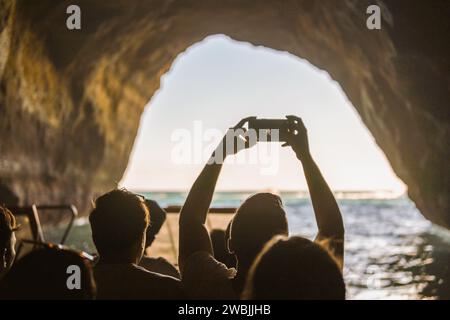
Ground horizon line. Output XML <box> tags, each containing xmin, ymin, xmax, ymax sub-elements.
<box><xmin>128</xmin><ymin>188</ymin><xmax>406</xmax><ymax>194</ymax></box>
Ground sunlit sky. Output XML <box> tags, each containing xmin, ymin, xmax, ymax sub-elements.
<box><xmin>120</xmin><ymin>35</ymin><xmax>405</xmax><ymax>193</ymax></box>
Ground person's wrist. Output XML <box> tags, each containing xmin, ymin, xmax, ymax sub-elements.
<box><xmin>210</xmin><ymin>146</ymin><xmax>228</xmax><ymax>162</ymax></box>
<box><xmin>297</xmin><ymin>150</ymin><xmax>312</xmax><ymax>162</ymax></box>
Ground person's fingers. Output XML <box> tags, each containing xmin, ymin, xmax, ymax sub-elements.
<box><xmin>286</xmin><ymin>115</ymin><xmax>306</xmax><ymax>129</ymax></box>
<box><xmin>286</xmin><ymin>115</ymin><xmax>299</xmax><ymax>126</ymax></box>
<box><xmin>286</xmin><ymin>122</ymin><xmax>299</xmax><ymax>136</ymax></box>
<box><xmin>233</xmin><ymin>116</ymin><xmax>256</xmax><ymax>129</ymax></box>
<box><xmin>236</xmin><ymin>128</ymin><xmax>248</xmax><ymax>142</ymax></box>
<box><xmin>245</xmin><ymin>137</ymin><xmax>252</xmax><ymax>149</ymax></box>
<box><xmin>244</xmin><ymin>131</ymin><xmax>257</xmax><ymax>149</ymax></box>
<box><xmin>286</xmin><ymin>121</ymin><xmax>295</xmax><ymax>130</ymax></box>
<box><xmin>286</xmin><ymin>115</ymin><xmax>301</xmax><ymax>122</ymax></box>
<box><xmin>287</xmin><ymin>116</ymin><xmax>307</xmax><ymax>136</ymax></box>
<box><xmin>287</xmin><ymin>115</ymin><xmax>306</xmax><ymax>131</ymax></box>
<box><xmin>284</xmin><ymin>129</ymin><xmax>295</xmax><ymax>143</ymax></box>
<box><xmin>285</xmin><ymin>116</ymin><xmax>299</xmax><ymax>130</ymax></box>
<box><xmin>236</xmin><ymin>132</ymin><xmax>249</xmax><ymax>149</ymax></box>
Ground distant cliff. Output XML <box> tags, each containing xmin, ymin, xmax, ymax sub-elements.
<box><xmin>0</xmin><ymin>0</ymin><xmax>449</xmax><ymax>227</ymax></box>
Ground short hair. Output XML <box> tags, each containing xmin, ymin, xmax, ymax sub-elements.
<box><xmin>230</xmin><ymin>193</ymin><xmax>288</xmax><ymax>264</ymax></box>
<box><xmin>0</xmin><ymin>205</ymin><xmax>18</xmax><ymax>250</ymax></box>
<box><xmin>89</xmin><ymin>189</ymin><xmax>149</xmax><ymax>255</ymax></box>
<box><xmin>0</xmin><ymin>247</ymin><xmax>96</xmax><ymax>299</ymax></box>
<box><xmin>244</xmin><ymin>236</ymin><xmax>346</xmax><ymax>300</ymax></box>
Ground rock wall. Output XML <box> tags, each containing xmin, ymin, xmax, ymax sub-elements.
<box><xmin>0</xmin><ymin>0</ymin><xmax>449</xmax><ymax>227</ymax></box>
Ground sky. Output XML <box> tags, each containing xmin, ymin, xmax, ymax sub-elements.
<box><xmin>120</xmin><ymin>34</ymin><xmax>405</xmax><ymax>194</ymax></box>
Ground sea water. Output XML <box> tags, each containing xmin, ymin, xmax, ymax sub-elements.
<box><xmin>50</xmin><ymin>191</ymin><xmax>450</xmax><ymax>300</ymax></box>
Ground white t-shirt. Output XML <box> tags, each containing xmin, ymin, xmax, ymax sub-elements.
<box><xmin>182</xmin><ymin>251</ymin><xmax>238</xmax><ymax>300</ymax></box>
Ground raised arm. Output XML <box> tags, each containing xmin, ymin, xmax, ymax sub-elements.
<box><xmin>178</xmin><ymin>117</ymin><xmax>256</xmax><ymax>271</ymax></box>
<box><xmin>283</xmin><ymin>115</ymin><xmax>345</xmax><ymax>269</ymax></box>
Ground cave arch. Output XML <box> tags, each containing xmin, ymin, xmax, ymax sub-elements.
<box><xmin>0</xmin><ymin>0</ymin><xmax>448</xmax><ymax>227</ymax></box>
<box><xmin>121</xmin><ymin>34</ymin><xmax>406</xmax><ymax>194</ymax></box>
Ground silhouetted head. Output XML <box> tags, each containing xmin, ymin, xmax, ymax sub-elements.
<box><xmin>0</xmin><ymin>246</ymin><xmax>96</xmax><ymax>299</ymax></box>
<box><xmin>0</xmin><ymin>184</ymin><xmax>19</xmax><ymax>207</ymax></box>
<box><xmin>243</xmin><ymin>236</ymin><xmax>345</xmax><ymax>300</ymax></box>
<box><xmin>0</xmin><ymin>205</ymin><xmax>18</xmax><ymax>276</ymax></box>
<box><xmin>144</xmin><ymin>199</ymin><xmax>166</xmax><ymax>249</ymax></box>
<box><xmin>229</xmin><ymin>193</ymin><xmax>288</xmax><ymax>268</ymax></box>
<box><xmin>89</xmin><ymin>189</ymin><xmax>149</xmax><ymax>264</ymax></box>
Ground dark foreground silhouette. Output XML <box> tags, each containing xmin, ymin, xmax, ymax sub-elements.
<box><xmin>243</xmin><ymin>236</ymin><xmax>345</xmax><ymax>299</ymax></box>
<box><xmin>0</xmin><ymin>245</ymin><xmax>95</xmax><ymax>299</ymax></box>
<box><xmin>90</xmin><ymin>190</ymin><xmax>183</xmax><ymax>299</ymax></box>
<box><xmin>0</xmin><ymin>116</ymin><xmax>346</xmax><ymax>300</ymax></box>
<box><xmin>179</xmin><ymin>116</ymin><xmax>345</xmax><ymax>299</ymax></box>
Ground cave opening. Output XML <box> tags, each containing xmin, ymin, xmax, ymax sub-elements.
<box><xmin>112</xmin><ymin>34</ymin><xmax>449</xmax><ymax>299</ymax></box>
<box><xmin>120</xmin><ymin>34</ymin><xmax>405</xmax><ymax>195</ymax></box>
<box><xmin>1</xmin><ymin>0</ymin><xmax>448</xmax><ymax>301</ymax></box>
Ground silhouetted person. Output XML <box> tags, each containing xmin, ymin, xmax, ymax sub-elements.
<box><xmin>0</xmin><ymin>246</ymin><xmax>96</xmax><ymax>299</ymax></box>
<box><xmin>243</xmin><ymin>236</ymin><xmax>345</xmax><ymax>299</ymax></box>
<box><xmin>0</xmin><ymin>184</ymin><xmax>19</xmax><ymax>207</ymax></box>
<box><xmin>139</xmin><ymin>199</ymin><xmax>180</xmax><ymax>279</ymax></box>
<box><xmin>210</xmin><ymin>226</ymin><xmax>236</xmax><ymax>269</ymax></box>
<box><xmin>0</xmin><ymin>205</ymin><xmax>18</xmax><ymax>279</ymax></box>
<box><xmin>179</xmin><ymin>116</ymin><xmax>344</xmax><ymax>299</ymax></box>
<box><xmin>90</xmin><ymin>189</ymin><xmax>183</xmax><ymax>299</ymax></box>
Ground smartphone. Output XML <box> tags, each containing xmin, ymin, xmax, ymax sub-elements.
<box><xmin>248</xmin><ymin>118</ymin><xmax>289</xmax><ymax>142</ymax></box>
